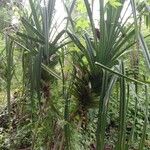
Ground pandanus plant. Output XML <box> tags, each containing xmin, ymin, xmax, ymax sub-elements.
<box><xmin>68</xmin><ymin>0</ymin><xmax>136</xmax><ymax>94</ymax></box>
<box><xmin>67</xmin><ymin>0</ymin><xmax>147</xmax><ymax>149</ymax></box>
<box><xmin>7</xmin><ymin>0</ymin><xmax>69</xmax><ymax>148</ymax></box>
<box><xmin>10</xmin><ymin>0</ymin><xmax>68</xmax><ymax>104</ymax></box>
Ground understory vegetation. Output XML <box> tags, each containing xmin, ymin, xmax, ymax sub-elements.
<box><xmin>0</xmin><ymin>0</ymin><xmax>150</xmax><ymax>149</ymax></box>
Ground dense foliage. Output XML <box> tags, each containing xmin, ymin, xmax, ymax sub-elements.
<box><xmin>0</xmin><ymin>0</ymin><xmax>150</xmax><ymax>150</ymax></box>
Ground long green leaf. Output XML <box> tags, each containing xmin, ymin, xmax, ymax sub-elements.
<box><xmin>29</xmin><ymin>0</ymin><xmax>41</xmax><ymax>31</ymax></box>
<box><xmin>95</xmin><ymin>62</ymin><xmax>148</xmax><ymax>85</ymax></box>
<box><xmin>21</xmin><ymin>17</ymin><xmax>44</xmax><ymax>40</ymax></box>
